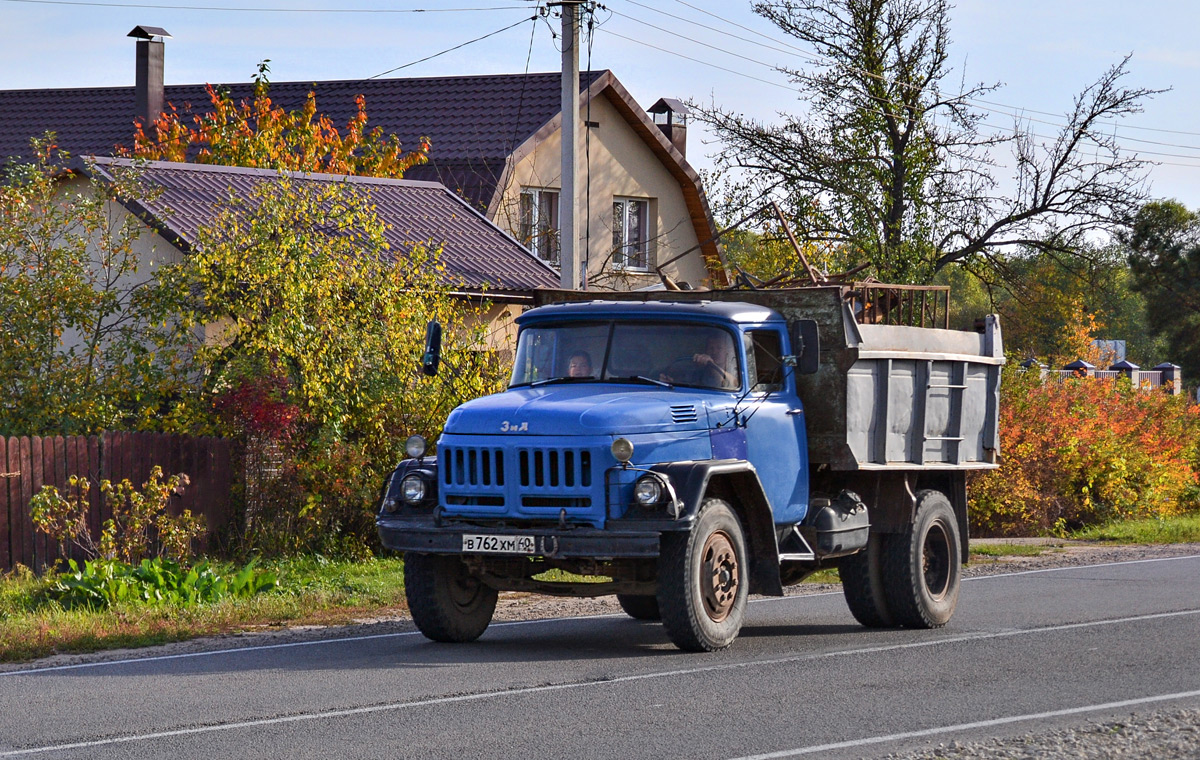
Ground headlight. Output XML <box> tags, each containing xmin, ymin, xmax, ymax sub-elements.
<box><xmin>401</xmin><ymin>474</ymin><xmax>427</xmax><ymax>503</ymax></box>
<box><xmin>381</xmin><ymin>496</ymin><xmax>400</xmax><ymax>513</ymax></box>
<box><xmin>611</xmin><ymin>437</ymin><xmax>634</xmax><ymax>463</ymax></box>
<box><xmin>633</xmin><ymin>475</ymin><xmax>663</xmax><ymax>506</ymax></box>
<box><xmin>405</xmin><ymin>435</ymin><xmax>427</xmax><ymax>459</ymax></box>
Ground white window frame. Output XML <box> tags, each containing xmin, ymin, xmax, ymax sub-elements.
<box><xmin>519</xmin><ymin>187</ymin><xmax>560</xmax><ymax>266</ymax></box>
<box><xmin>612</xmin><ymin>197</ymin><xmax>650</xmax><ymax>271</ymax></box>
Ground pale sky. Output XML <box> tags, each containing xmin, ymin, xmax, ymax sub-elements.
<box><xmin>3</xmin><ymin>0</ymin><xmax>1199</xmax><ymax>208</ymax></box>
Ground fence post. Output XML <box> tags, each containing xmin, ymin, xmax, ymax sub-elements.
<box><xmin>1110</xmin><ymin>359</ymin><xmax>1139</xmax><ymax>386</ymax></box>
<box><xmin>1063</xmin><ymin>359</ymin><xmax>1095</xmax><ymax>378</ymax></box>
<box><xmin>1019</xmin><ymin>357</ymin><xmax>1048</xmax><ymax>379</ymax></box>
<box><xmin>1153</xmin><ymin>363</ymin><xmax>1182</xmax><ymax>395</ymax></box>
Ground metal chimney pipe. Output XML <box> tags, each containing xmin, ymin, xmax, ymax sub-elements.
<box><xmin>128</xmin><ymin>26</ymin><xmax>171</xmax><ymax>129</ymax></box>
<box><xmin>135</xmin><ymin>39</ymin><xmax>164</xmax><ymax>128</ymax></box>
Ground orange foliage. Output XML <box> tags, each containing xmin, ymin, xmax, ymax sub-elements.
<box><xmin>121</xmin><ymin>80</ymin><xmax>430</xmax><ymax>178</ymax></box>
<box><xmin>1054</xmin><ymin>298</ymin><xmax>1117</xmax><ymax>367</ymax></box>
<box><xmin>970</xmin><ymin>371</ymin><xmax>1200</xmax><ymax>536</ymax></box>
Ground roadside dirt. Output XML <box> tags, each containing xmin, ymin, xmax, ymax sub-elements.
<box><xmin>5</xmin><ymin>541</ymin><xmax>1198</xmax><ymax>673</ymax></box>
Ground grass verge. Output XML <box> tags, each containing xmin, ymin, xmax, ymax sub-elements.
<box><xmin>1070</xmin><ymin>514</ymin><xmax>1200</xmax><ymax>544</ymax></box>
<box><xmin>0</xmin><ymin>556</ymin><xmax>407</xmax><ymax>664</ymax></box>
<box><xmin>970</xmin><ymin>543</ymin><xmax>1060</xmax><ymax>557</ymax></box>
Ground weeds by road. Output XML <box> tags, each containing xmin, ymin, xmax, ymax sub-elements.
<box><xmin>0</xmin><ymin>556</ymin><xmax>406</xmax><ymax>662</ymax></box>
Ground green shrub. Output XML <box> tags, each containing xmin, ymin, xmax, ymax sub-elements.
<box><xmin>46</xmin><ymin>557</ymin><xmax>276</xmax><ymax>610</ymax></box>
<box><xmin>30</xmin><ymin>466</ymin><xmax>203</xmax><ymax>563</ymax></box>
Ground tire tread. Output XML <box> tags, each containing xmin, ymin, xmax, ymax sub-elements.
<box><xmin>405</xmin><ymin>553</ymin><xmax>498</xmax><ymax>643</ymax></box>
<box><xmin>881</xmin><ymin>490</ymin><xmax>960</xmax><ymax>629</ymax></box>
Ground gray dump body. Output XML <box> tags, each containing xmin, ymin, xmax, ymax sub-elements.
<box><xmin>531</xmin><ymin>286</ymin><xmax>1003</xmax><ymax>472</ymax></box>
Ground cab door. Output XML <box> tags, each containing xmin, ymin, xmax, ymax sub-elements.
<box><xmin>740</xmin><ymin>327</ymin><xmax>809</xmax><ymax>524</ymax></box>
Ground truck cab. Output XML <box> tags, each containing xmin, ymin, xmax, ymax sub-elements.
<box><xmin>379</xmin><ymin>288</ymin><xmax>1003</xmax><ymax>651</ymax></box>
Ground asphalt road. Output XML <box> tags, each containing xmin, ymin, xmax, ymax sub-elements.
<box><xmin>2</xmin><ymin>554</ymin><xmax>1199</xmax><ymax>759</ymax></box>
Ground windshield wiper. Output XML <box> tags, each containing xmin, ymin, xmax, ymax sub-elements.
<box><xmin>616</xmin><ymin>375</ymin><xmax>673</xmax><ymax>388</ymax></box>
<box><xmin>530</xmin><ymin>376</ymin><xmax>594</xmax><ymax>388</ymax></box>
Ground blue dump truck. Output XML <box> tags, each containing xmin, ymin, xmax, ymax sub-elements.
<box><xmin>378</xmin><ymin>285</ymin><xmax>1003</xmax><ymax>651</ymax></box>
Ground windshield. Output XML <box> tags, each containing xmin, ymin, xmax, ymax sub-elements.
<box><xmin>509</xmin><ymin>320</ymin><xmax>741</xmax><ymax>391</ymax></box>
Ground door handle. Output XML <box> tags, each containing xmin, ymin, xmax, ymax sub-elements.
<box><xmin>786</xmin><ymin>408</ymin><xmax>804</xmax><ymax>416</ymax></box>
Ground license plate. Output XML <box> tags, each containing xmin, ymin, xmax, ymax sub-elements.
<box><xmin>462</xmin><ymin>534</ymin><xmax>536</xmax><ymax>554</ymax></box>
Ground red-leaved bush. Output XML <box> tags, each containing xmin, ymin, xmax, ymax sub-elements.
<box><xmin>970</xmin><ymin>370</ymin><xmax>1200</xmax><ymax>536</ymax></box>
<box><xmin>212</xmin><ymin>370</ymin><xmax>300</xmax><ymax>443</ymax></box>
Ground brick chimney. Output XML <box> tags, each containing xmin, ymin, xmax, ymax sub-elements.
<box><xmin>648</xmin><ymin>97</ymin><xmax>689</xmax><ymax>158</ymax></box>
<box><xmin>128</xmin><ymin>25</ymin><xmax>171</xmax><ymax>129</ymax></box>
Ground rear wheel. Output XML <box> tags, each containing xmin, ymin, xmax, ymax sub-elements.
<box><xmin>616</xmin><ymin>594</ymin><xmax>661</xmax><ymax>620</ymax></box>
<box><xmin>840</xmin><ymin>532</ymin><xmax>894</xmax><ymax>627</ymax></box>
<box><xmin>881</xmin><ymin>490</ymin><xmax>961</xmax><ymax>628</ymax></box>
<box><xmin>657</xmin><ymin>498</ymin><xmax>749</xmax><ymax>651</ymax></box>
<box><xmin>404</xmin><ymin>553</ymin><xmax>498</xmax><ymax>642</ymax></box>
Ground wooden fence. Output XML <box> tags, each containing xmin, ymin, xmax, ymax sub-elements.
<box><xmin>0</xmin><ymin>432</ymin><xmax>233</xmax><ymax>572</ymax></box>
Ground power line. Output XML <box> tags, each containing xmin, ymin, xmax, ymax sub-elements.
<box><xmin>660</xmin><ymin>0</ymin><xmax>1200</xmax><ymax>141</ymax></box>
<box><xmin>3</xmin><ymin>0</ymin><xmax>528</xmax><ymax>11</ymax></box>
<box><xmin>609</xmin><ymin>3</ymin><xmax>1200</xmax><ymax>162</ymax></box>
<box><xmin>597</xmin><ymin>27</ymin><xmax>795</xmax><ymax>91</ymax></box>
<box><xmin>368</xmin><ymin>15</ymin><xmax>536</xmax><ymax>79</ymax></box>
<box><xmin>600</xmin><ymin>22</ymin><xmax>1200</xmax><ymax>172</ymax></box>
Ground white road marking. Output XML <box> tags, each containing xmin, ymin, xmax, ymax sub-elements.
<box><xmin>0</xmin><ymin>613</ymin><xmax>618</xmax><ymax>678</ymax></box>
<box><xmin>727</xmin><ymin>688</ymin><xmax>1200</xmax><ymax>759</ymax></box>
<box><xmin>2</xmin><ymin>607</ymin><xmax>1198</xmax><ymax>756</ymax></box>
<box><xmin>1</xmin><ymin>553</ymin><xmax>1196</xmax><ymax>678</ymax></box>
<box><xmin>963</xmin><ymin>552</ymin><xmax>1200</xmax><ymax>580</ymax></box>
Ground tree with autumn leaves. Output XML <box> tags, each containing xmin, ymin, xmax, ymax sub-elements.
<box><xmin>2</xmin><ymin>69</ymin><xmax>500</xmax><ymax>555</ymax></box>
<box><xmin>121</xmin><ymin>62</ymin><xmax>430</xmax><ymax>178</ymax></box>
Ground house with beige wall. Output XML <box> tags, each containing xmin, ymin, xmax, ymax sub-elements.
<box><xmin>1</xmin><ymin>36</ymin><xmax>725</xmax><ymax>292</ymax></box>
<box><xmin>483</xmin><ymin>76</ymin><xmax>726</xmax><ymax>291</ymax></box>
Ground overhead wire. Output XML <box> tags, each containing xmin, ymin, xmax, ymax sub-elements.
<box><xmin>659</xmin><ymin>0</ymin><xmax>1200</xmax><ymax>141</ymax></box>
<box><xmin>94</xmin><ymin>13</ymin><xmax>542</xmax><ymax>159</ymax></box>
<box><xmin>2</xmin><ymin>0</ymin><xmax>528</xmax><ymax>11</ymax></box>
<box><xmin>604</xmin><ymin>2</ymin><xmax>1200</xmax><ymax>166</ymax></box>
<box><xmin>368</xmin><ymin>15</ymin><xmax>536</xmax><ymax>79</ymax></box>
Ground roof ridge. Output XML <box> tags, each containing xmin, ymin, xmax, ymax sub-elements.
<box><xmin>92</xmin><ymin>156</ymin><xmax>450</xmax><ymax>189</ymax></box>
<box><xmin>0</xmin><ymin>69</ymin><xmax>612</xmax><ymax>96</ymax></box>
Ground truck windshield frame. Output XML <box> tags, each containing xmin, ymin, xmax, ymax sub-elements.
<box><xmin>509</xmin><ymin>319</ymin><xmax>742</xmax><ymax>392</ymax></box>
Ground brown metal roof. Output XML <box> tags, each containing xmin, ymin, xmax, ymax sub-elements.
<box><xmin>1</xmin><ymin>71</ymin><xmax>605</xmax><ymax>211</ymax></box>
<box><xmin>2</xmin><ymin>69</ymin><xmax>725</xmax><ymax>282</ymax></box>
<box><xmin>87</xmin><ymin>157</ymin><xmax>558</xmax><ymax>294</ymax></box>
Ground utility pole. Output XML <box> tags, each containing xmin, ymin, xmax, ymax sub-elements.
<box><xmin>559</xmin><ymin>0</ymin><xmax>582</xmax><ymax>290</ymax></box>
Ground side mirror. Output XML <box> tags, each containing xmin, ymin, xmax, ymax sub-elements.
<box><xmin>788</xmin><ymin>319</ymin><xmax>820</xmax><ymax>375</ymax></box>
<box><xmin>421</xmin><ymin>321</ymin><xmax>442</xmax><ymax>377</ymax></box>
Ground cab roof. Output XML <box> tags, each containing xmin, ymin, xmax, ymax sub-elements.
<box><xmin>516</xmin><ymin>299</ymin><xmax>783</xmax><ymax>325</ymax></box>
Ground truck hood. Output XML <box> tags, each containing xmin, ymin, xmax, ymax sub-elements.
<box><xmin>443</xmin><ymin>384</ymin><xmax>713</xmax><ymax>436</ymax></box>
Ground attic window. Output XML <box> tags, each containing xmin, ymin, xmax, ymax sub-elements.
<box><xmin>519</xmin><ymin>187</ymin><xmax>560</xmax><ymax>267</ymax></box>
<box><xmin>612</xmin><ymin>197</ymin><xmax>650</xmax><ymax>271</ymax></box>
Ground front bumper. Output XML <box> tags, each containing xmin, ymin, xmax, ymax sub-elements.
<box><xmin>377</xmin><ymin>515</ymin><xmax>664</xmax><ymax>558</ymax></box>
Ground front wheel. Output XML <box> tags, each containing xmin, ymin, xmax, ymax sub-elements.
<box><xmin>404</xmin><ymin>553</ymin><xmax>498</xmax><ymax>642</ymax></box>
<box><xmin>881</xmin><ymin>490</ymin><xmax>961</xmax><ymax>628</ymax></box>
<box><xmin>657</xmin><ymin>498</ymin><xmax>749</xmax><ymax>651</ymax></box>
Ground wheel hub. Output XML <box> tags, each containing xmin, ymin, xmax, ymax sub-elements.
<box><xmin>701</xmin><ymin>530</ymin><xmax>739</xmax><ymax>622</ymax></box>
<box><xmin>922</xmin><ymin>522</ymin><xmax>951</xmax><ymax>600</ymax></box>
